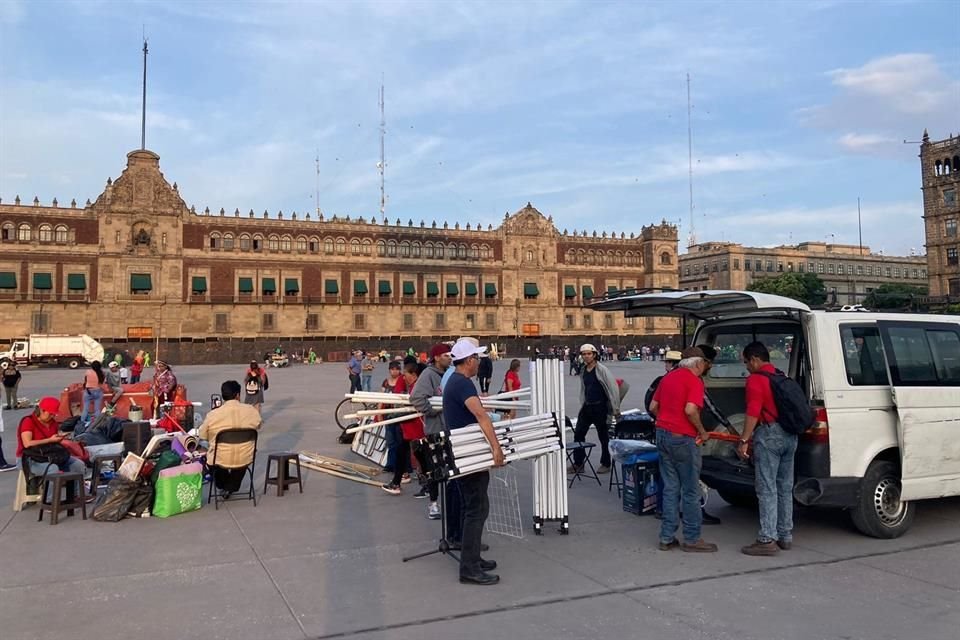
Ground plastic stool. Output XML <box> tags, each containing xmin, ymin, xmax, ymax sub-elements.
<box><xmin>263</xmin><ymin>453</ymin><xmax>303</xmax><ymax>497</ymax></box>
<box><xmin>90</xmin><ymin>453</ymin><xmax>124</xmax><ymax>498</ymax></box>
<box><xmin>38</xmin><ymin>472</ymin><xmax>88</xmax><ymax>525</ymax></box>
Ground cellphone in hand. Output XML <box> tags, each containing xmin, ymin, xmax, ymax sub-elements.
<box><xmin>210</xmin><ymin>394</ymin><xmax>223</xmax><ymax>409</ymax></box>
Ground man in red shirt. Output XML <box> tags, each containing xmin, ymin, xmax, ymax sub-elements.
<box><xmin>736</xmin><ymin>341</ymin><xmax>798</xmax><ymax>556</ymax></box>
<box><xmin>649</xmin><ymin>346</ymin><xmax>717</xmax><ymax>552</ymax></box>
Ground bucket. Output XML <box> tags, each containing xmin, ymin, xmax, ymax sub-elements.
<box><xmin>128</xmin><ymin>406</ymin><xmax>143</xmax><ymax>422</ymax></box>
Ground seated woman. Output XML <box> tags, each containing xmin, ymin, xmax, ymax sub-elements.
<box><xmin>17</xmin><ymin>396</ymin><xmax>87</xmax><ymax>495</ymax></box>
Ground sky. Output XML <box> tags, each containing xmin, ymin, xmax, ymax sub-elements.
<box><xmin>1</xmin><ymin>0</ymin><xmax>958</xmax><ymax>256</ymax></box>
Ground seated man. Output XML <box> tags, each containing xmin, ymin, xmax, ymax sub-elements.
<box><xmin>198</xmin><ymin>380</ymin><xmax>262</xmax><ymax>497</ymax></box>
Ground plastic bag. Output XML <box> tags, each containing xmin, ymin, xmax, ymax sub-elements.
<box><xmin>153</xmin><ymin>462</ymin><xmax>203</xmax><ymax>518</ymax></box>
<box><xmin>92</xmin><ymin>477</ymin><xmax>140</xmax><ymax>522</ymax></box>
<box><xmin>608</xmin><ymin>438</ymin><xmax>656</xmax><ymax>462</ymax></box>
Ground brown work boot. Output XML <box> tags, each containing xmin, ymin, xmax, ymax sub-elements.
<box><xmin>658</xmin><ymin>538</ymin><xmax>680</xmax><ymax>551</ymax></box>
<box><xmin>597</xmin><ymin>465</ymin><xmax>611</xmax><ymax>474</ymax></box>
<box><xmin>776</xmin><ymin>539</ymin><xmax>792</xmax><ymax>551</ymax></box>
<box><xmin>681</xmin><ymin>539</ymin><xmax>718</xmax><ymax>553</ymax></box>
<box><xmin>741</xmin><ymin>540</ymin><xmax>780</xmax><ymax>556</ymax></box>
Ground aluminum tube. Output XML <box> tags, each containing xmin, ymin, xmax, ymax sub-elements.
<box><xmin>446</xmin><ymin>419</ymin><xmax>554</xmax><ymax>445</ymax></box>
<box><xmin>344</xmin><ymin>406</ymin><xmax>419</xmax><ymax>419</ymax></box>
<box><xmin>453</xmin><ymin>445</ymin><xmax>560</xmax><ymax>476</ymax></box>
<box><xmin>344</xmin><ymin>411</ymin><xmax>423</xmax><ymax>434</ymax></box>
<box><xmin>444</xmin><ymin>414</ymin><xmax>552</xmax><ymax>439</ymax></box>
<box><xmin>451</xmin><ymin>432</ymin><xmax>558</xmax><ymax>458</ymax></box>
<box><xmin>450</xmin><ymin>429</ymin><xmax>559</xmax><ymax>454</ymax></box>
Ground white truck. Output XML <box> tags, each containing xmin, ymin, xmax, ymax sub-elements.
<box><xmin>0</xmin><ymin>334</ymin><xmax>105</xmax><ymax>370</ymax></box>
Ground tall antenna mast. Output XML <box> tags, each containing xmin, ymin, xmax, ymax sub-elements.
<box><xmin>140</xmin><ymin>35</ymin><xmax>149</xmax><ymax>150</ymax></box>
<box><xmin>857</xmin><ymin>197</ymin><xmax>863</xmax><ymax>256</ymax></box>
<box><xmin>315</xmin><ymin>149</ymin><xmax>321</xmax><ymax>216</ymax></box>
<box><xmin>379</xmin><ymin>78</ymin><xmax>386</xmax><ymax>223</ymax></box>
<box><xmin>686</xmin><ymin>72</ymin><xmax>695</xmax><ymax>247</ymax></box>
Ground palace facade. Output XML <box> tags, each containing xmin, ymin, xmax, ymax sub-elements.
<box><xmin>0</xmin><ymin>149</ymin><xmax>679</xmax><ymax>361</ymax></box>
<box><xmin>679</xmin><ymin>241</ymin><xmax>927</xmax><ymax>305</ymax></box>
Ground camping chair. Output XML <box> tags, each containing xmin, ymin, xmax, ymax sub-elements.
<box><xmin>206</xmin><ymin>428</ymin><xmax>259</xmax><ymax>509</ymax></box>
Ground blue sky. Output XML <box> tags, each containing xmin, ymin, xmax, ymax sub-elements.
<box><xmin>1</xmin><ymin>0</ymin><xmax>957</xmax><ymax>256</ymax></box>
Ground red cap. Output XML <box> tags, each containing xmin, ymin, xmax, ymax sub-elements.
<box><xmin>38</xmin><ymin>397</ymin><xmax>60</xmax><ymax>413</ymax></box>
<box><xmin>429</xmin><ymin>343</ymin><xmax>451</xmax><ymax>360</ymax></box>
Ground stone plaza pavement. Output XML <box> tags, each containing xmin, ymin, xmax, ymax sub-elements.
<box><xmin>0</xmin><ymin>360</ymin><xmax>958</xmax><ymax>640</ymax></box>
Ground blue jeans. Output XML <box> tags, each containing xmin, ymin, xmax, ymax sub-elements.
<box><xmin>753</xmin><ymin>422</ymin><xmax>798</xmax><ymax>543</ymax></box>
<box><xmin>25</xmin><ymin>457</ymin><xmax>87</xmax><ymax>500</ymax></box>
<box><xmin>81</xmin><ymin>388</ymin><xmax>104</xmax><ymax>423</ymax></box>
<box><xmin>384</xmin><ymin>424</ymin><xmax>400</xmax><ymax>471</ymax></box>
<box><xmin>656</xmin><ymin>429</ymin><xmax>702</xmax><ymax>544</ymax></box>
<box><xmin>361</xmin><ymin>374</ymin><xmax>373</xmax><ymax>392</ymax></box>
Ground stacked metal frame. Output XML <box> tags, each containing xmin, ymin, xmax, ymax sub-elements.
<box><xmin>530</xmin><ymin>357</ymin><xmax>569</xmax><ymax>535</ymax></box>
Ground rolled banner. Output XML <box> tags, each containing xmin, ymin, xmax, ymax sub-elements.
<box><xmin>174</xmin><ymin>431</ymin><xmax>199</xmax><ymax>452</ymax></box>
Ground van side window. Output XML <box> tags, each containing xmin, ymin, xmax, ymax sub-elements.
<box><xmin>883</xmin><ymin>325</ymin><xmax>960</xmax><ymax>386</ymax></box>
<box><xmin>840</xmin><ymin>326</ymin><xmax>890</xmax><ymax>386</ymax></box>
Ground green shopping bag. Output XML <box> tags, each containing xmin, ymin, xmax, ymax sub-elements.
<box><xmin>153</xmin><ymin>462</ymin><xmax>203</xmax><ymax>518</ymax></box>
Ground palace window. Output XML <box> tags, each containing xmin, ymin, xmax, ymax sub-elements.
<box><xmin>946</xmin><ymin>218</ymin><xmax>957</xmax><ymax>238</ymax></box>
<box><xmin>296</xmin><ymin>237</ymin><xmax>307</xmax><ymax>252</ymax></box>
<box><xmin>18</xmin><ymin>224</ymin><xmax>31</xmax><ymax>241</ymax></box>
<box><xmin>336</xmin><ymin>238</ymin><xmax>346</xmax><ymax>254</ymax></box>
<box><xmin>280</xmin><ymin>235</ymin><xmax>292</xmax><ymax>252</ymax></box>
<box><xmin>252</xmin><ymin>235</ymin><xmax>263</xmax><ymax>251</ymax></box>
<box><xmin>223</xmin><ymin>233</ymin><xmax>235</xmax><ymax>250</ymax></box>
<box><xmin>351</xmin><ymin>238</ymin><xmax>361</xmax><ymax>255</ymax></box>
<box><xmin>268</xmin><ymin>235</ymin><xmax>280</xmax><ymax>251</ymax></box>
<box><xmin>1</xmin><ymin>223</ymin><xmax>14</xmax><ymax>241</ymax></box>
<box><xmin>387</xmin><ymin>240</ymin><xmax>397</xmax><ymax>257</ymax></box>
<box><xmin>240</xmin><ymin>234</ymin><xmax>251</xmax><ymax>250</ymax></box>
<box><xmin>39</xmin><ymin>224</ymin><xmax>52</xmax><ymax>242</ymax></box>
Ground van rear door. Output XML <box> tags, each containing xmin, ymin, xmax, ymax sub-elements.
<box><xmin>588</xmin><ymin>290</ymin><xmax>810</xmax><ymax>320</ymax></box>
<box><xmin>877</xmin><ymin>320</ymin><xmax>960</xmax><ymax>501</ymax></box>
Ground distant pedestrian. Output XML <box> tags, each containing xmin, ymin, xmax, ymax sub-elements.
<box><xmin>119</xmin><ymin>364</ymin><xmax>129</xmax><ymax>385</ymax></box>
<box><xmin>80</xmin><ymin>361</ymin><xmax>105</xmax><ymax>424</ymax></box>
<box><xmin>477</xmin><ymin>352</ymin><xmax>493</xmax><ymax>394</ymax></box>
<box><xmin>244</xmin><ymin>361</ymin><xmax>269</xmax><ymax>413</ymax></box>
<box><xmin>2</xmin><ymin>361</ymin><xmax>22</xmax><ymax>410</ymax></box>
<box><xmin>570</xmin><ymin>344</ymin><xmax>620</xmax><ymax>475</ymax></box>
<box><xmin>130</xmin><ymin>358</ymin><xmax>143</xmax><ymax>384</ymax></box>
<box><xmin>361</xmin><ymin>352</ymin><xmax>376</xmax><ymax>392</ymax></box>
<box><xmin>502</xmin><ymin>359</ymin><xmax>522</xmax><ymax>419</ymax></box>
<box><xmin>347</xmin><ymin>350</ymin><xmax>363</xmax><ymax>393</ymax></box>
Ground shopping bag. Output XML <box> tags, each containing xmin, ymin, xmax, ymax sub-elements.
<box><xmin>152</xmin><ymin>462</ymin><xmax>203</xmax><ymax>518</ymax></box>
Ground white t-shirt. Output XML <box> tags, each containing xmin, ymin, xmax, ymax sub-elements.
<box><xmin>120</xmin><ymin>367</ymin><xmax>129</xmax><ymax>378</ymax></box>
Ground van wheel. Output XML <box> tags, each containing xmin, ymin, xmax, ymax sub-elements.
<box><xmin>67</xmin><ymin>359</ymin><xmax>80</xmax><ymax>369</ymax></box>
<box><xmin>850</xmin><ymin>460</ymin><xmax>915</xmax><ymax>539</ymax></box>
<box><xmin>717</xmin><ymin>489</ymin><xmax>758</xmax><ymax>508</ymax></box>
<box><xmin>0</xmin><ymin>359</ymin><xmax>10</xmax><ymax>370</ymax></box>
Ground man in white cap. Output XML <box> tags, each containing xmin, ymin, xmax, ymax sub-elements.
<box><xmin>105</xmin><ymin>360</ymin><xmax>124</xmax><ymax>410</ymax></box>
<box><xmin>571</xmin><ymin>343</ymin><xmax>621</xmax><ymax>474</ymax></box>
<box><xmin>443</xmin><ymin>337</ymin><xmax>505</xmax><ymax>585</ymax></box>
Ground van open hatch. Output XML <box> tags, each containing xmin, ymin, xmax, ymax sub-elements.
<box><xmin>587</xmin><ymin>289</ymin><xmax>811</xmax><ymax>321</ymax></box>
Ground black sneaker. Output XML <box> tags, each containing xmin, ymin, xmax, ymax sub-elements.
<box><xmin>459</xmin><ymin>571</ymin><xmax>500</xmax><ymax>586</ymax></box>
<box><xmin>0</xmin><ymin>463</ymin><xmax>18</xmax><ymax>472</ymax></box>
<box><xmin>412</xmin><ymin>486</ymin><xmax>430</xmax><ymax>499</ymax></box>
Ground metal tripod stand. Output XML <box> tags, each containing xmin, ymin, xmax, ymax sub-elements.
<box><xmin>402</xmin><ymin>476</ymin><xmax>460</xmax><ymax>564</ymax></box>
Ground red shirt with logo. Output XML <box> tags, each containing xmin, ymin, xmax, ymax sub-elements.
<box><xmin>651</xmin><ymin>367</ymin><xmax>704</xmax><ymax>437</ymax></box>
<box><xmin>745</xmin><ymin>363</ymin><xmax>779</xmax><ymax>422</ymax></box>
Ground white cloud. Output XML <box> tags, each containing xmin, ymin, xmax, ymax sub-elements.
<box><xmin>803</xmin><ymin>53</ymin><xmax>960</xmax><ymax>155</ymax></box>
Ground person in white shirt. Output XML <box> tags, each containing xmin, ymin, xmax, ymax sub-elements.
<box><xmin>119</xmin><ymin>365</ymin><xmax>129</xmax><ymax>384</ymax></box>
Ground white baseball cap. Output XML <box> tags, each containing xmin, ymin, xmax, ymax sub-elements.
<box><xmin>108</xmin><ymin>361</ymin><xmax>119</xmax><ymax>368</ymax></box>
<box><xmin>450</xmin><ymin>338</ymin><xmax>487</xmax><ymax>361</ymax></box>
<box><xmin>580</xmin><ymin>343</ymin><xmax>597</xmax><ymax>354</ymax></box>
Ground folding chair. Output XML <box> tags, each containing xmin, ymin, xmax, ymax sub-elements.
<box><xmin>206</xmin><ymin>428</ymin><xmax>259</xmax><ymax>509</ymax></box>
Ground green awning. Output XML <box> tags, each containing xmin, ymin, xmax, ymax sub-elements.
<box><xmin>484</xmin><ymin>283</ymin><xmax>497</xmax><ymax>297</ymax></box>
<box><xmin>446</xmin><ymin>282</ymin><xmax>459</xmax><ymax>296</ymax></box>
<box><xmin>0</xmin><ymin>272</ymin><xmax>15</xmax><ymax>289</ymax></box>
<box><xmin>607</xmin><ymin>285</ymin><xmax>618</xmax><ymax>293</ymax></box>
<box><xmin>67</xmin><ymin>273</ymin><xmax>86</xmax><ymax>290</ymax></box>
<box><xmin>427</xmin><ymin>282</ymin><xmax>439</xmax><ymax>297</ymax></box>
<box><xmin>262</xmin><ymin>277</ymin><xmax>276</xmax><ymax>294</ymax></box>
<box><xmin>191</xmin><ymin>276</ymin><xmax>207</xmax><ymax>293</ymax></box>
<box><xmin>402</xmin><ymin>281</ymin><xmax>415</xmax><ymax>295</ymax></box>
<box><xmin>379</xmin><ymin>280</ymin><xmax>392</xmax><ymax>295</ymax></box>
<box><xmin>131</xmin><ymin>273</ymin><xmax>152</xmax><ymax>291</ymax></box>
<box><xmin>325</xmin><ymin>279</ymin><xmax>339</xmax><ymax>294</ymax></box>
<box><xmin>239</xmin><ymin>277</ymin><xmax>254</xmax><ymax>293</ymax></box>
<box><xmin>582</xmin><ymin>285</ymin><xmax>594</xmax><ymax>299</ymax></box>
<box><xmin>465</xmin><ymin>282</ymin><xmax>478</xmax><ymax>296</ymax></box>
<box><xmin>354</xmin><ymin>280</ymin><xmax>368</xmax><ymax>295</ymax></box>
<box><xmin>564</xmin><ymin>285</ymin><xmax>576</xmax><ymax>298</ymax></box>
<box><xmin>523</xmin><ymin>283</ymin><xmax>539</xmax><ymax>297</ymax></box>
<box><xmin>33</xmin><ymin>273</ymin><xmax>52</xmax><ymax>290</ymax></box>
<box><xmin>284</xmin><ymin>278</ymin><xmax>299</xmax><ymax>294</ymax></box>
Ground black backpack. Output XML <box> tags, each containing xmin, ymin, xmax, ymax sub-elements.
<box><xmin>757</xmin><ymin>370</ymin><xmax>816</xmax><ymax>435</ymax></box>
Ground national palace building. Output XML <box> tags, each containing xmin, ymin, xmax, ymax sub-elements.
<box><xmin>0</xmin><ymin>149</ymin><xmax>680</xmax><ymax>362</ymax></box>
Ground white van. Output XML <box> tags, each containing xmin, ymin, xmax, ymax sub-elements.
<box><xmin>591</xmin><ymin>290</ymin><xmax>960</xmax><ymax>538</ymax></box>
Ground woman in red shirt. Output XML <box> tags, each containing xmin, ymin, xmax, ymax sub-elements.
<box><xmin>502</xmin><ymin>359</ymin><xmax>523</xmax><ymax>419</ymax></box>
<box><xmin>18</xmin><ymin>397</ymin><xmax>87</xmax><ymax>487</ymax></box>
<box><xmin>382</xmin><ymin>363</ymin><xmax>425</xmax><ymax>495</ymax></box>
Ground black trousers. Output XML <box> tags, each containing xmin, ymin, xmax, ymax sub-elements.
<box><xmin>411</xmin><ymin>441</ymin><xmax>440</xmax><ymax>502</ymax></box>
<box><xmin>348</xmin><ymin>373</ymin><xmax>362</xmax><ymax>393</ymax></box>
<box><xmin>574</xmin><ymin>403</ymin><xmax>611</xmax><ymax>467</ymax></box>
<box><xmin>457</xmin><ymin>470</ymin><xmax>490</xmax><ymax>576</ymax></box>
<box><xmin>478</xmin><ymin>376</ymin><xmax>491</xmax><ymax>393</ymax></box>
<box><xmin>213</xmin><ymin>466</ymin><xmax>246</xmax><ymax>492</ymax></box>
<box><xmin>390</xmin><ymin>439</ymin><xmax>411</xmax><ymax>487</ymax></box>
<box><xmin>445</xmin><ymin>479</ymin><xmax>463</xmax><ymax>542</ymax></box>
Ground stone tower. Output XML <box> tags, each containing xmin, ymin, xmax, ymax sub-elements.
<box><xmin>920</xmin><ymin>130</ymin><xmax>960</xmax><ymax>298</ymax></box>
